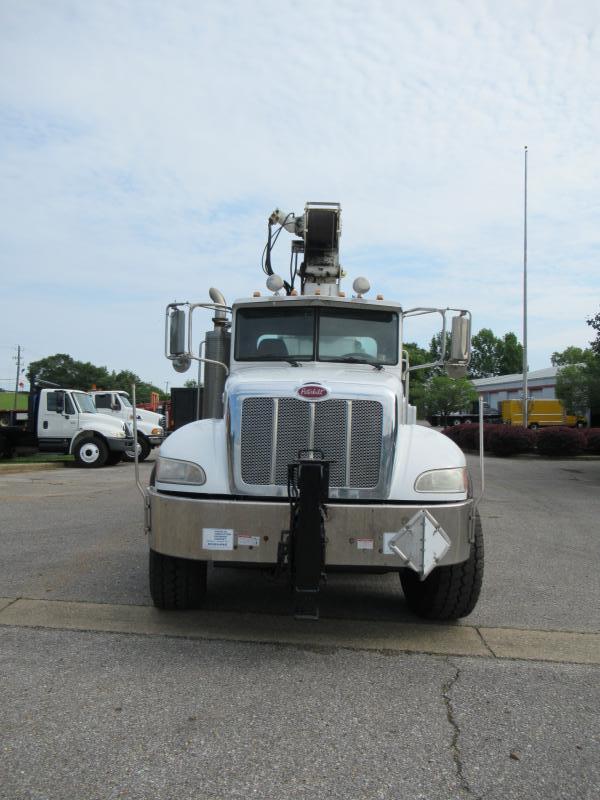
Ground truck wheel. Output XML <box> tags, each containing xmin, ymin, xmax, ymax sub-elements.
<box><xmin>529</xmin><ymin>423</ymin><xmax>539</xmax><ymax>430</ymax></box>
<box><xmin>399</xmin><ymin>512</ymin><xmax>484</xmax><ymax>621</ymax></box>
<box><xmin>74</xmin><ymin>436</ymin><xmax>108</xmax><ymax>468</ymax></box>
<box><xmin>123</xmin><ymin>436</ymin><xmax>151</xmax><ymax>462</ymax></box>
<box><xmin>149</xmin><ymin>549</ymin><xmax>207</xmax><ymax>610</ymax></box>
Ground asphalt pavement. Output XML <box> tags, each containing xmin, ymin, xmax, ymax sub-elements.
<box><xmin>1</xmin><ymin>453</ymin><xmax>599</xmax><ymax>799</ymax></box>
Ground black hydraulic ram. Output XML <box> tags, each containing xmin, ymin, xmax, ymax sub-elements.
<box><xmin>285</xmin><ymin>450</ymin><xmax>330</xmax><ymax>620</ymax></box>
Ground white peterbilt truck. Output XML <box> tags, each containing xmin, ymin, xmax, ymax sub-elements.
<box><xmin>145</xmin><ymin>202</ymin><xmax>483</xmax><ymax>620</ymax></box>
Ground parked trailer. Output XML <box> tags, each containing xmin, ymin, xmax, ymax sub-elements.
<box><xmin>142</xmin><ymin>202</ymin><xmax>484</xmax><ymax>620</ymax></box>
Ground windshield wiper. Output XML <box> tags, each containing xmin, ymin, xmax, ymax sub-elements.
<box><xmin>325</xmin><ymin>357</ymin><xmax>383</xmax><ymax>371</ymax></box>
<box><xmin>285</xmin><ymin>359</ymin><xmax>301</xmax><ymax>367</ymax></box>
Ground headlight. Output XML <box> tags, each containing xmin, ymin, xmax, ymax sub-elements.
<box><xmin>151</xmin><ymin>427</ymin><xmax>163</xmax><ymax>435</ymax></box>
<box><xmin>156</xmin><ymin>457</ymin><xmax>206</xmax><ymax>485</ymax></box>
<box><xmin>414</xmin><ymin>467</ymin><xmax>468</xmax><ymax>493</ymax></box>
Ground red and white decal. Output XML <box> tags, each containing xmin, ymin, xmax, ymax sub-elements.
<box><xmin>297</xmin><ymin>384</ymin><xmax>328</xmax><ymax>399</ymax></box>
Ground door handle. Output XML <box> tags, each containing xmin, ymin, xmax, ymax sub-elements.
<box><xmin>43</xmin><ymin>421</ymin><xmax>48</xmax><ymax>429</ymax></box>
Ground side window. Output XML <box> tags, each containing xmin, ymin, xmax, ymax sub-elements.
<box><xmin>95</xmin><ymin>394</ymin><xmax>111</xmax><ymax>409</ymax></box>
<box><xmin>46</xmin><ymin>392</ymin><xmax>57</xmax><ymax>412</ymax></box>
<box><xmin>64</xmin><ymin>395</ymin><xmax>75</xmax><ymax>415</ymax></box>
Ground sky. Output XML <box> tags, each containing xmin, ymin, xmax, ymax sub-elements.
<box><xmin>1</xmin><ymin>0</ymin><xmax>599</xmax><ymax>392</ymax></box>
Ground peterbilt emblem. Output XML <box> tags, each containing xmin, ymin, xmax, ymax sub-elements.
<box><xmin>297</xmin><ymin>384</ymin><xmax>328</xmax><ymax>399</ymax></box>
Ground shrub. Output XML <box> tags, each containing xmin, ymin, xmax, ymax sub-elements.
<box><xmin>442</xmin><ymin>423</ymin><xmax>506</xmax><ymax>452</ymax></box>
<box><xmin>584</xmin><ymin>428</ymin><xmax>600</xmax><ymax>454</ymax></box>
<box><xmin>486</xmin><ymin>425</ymin><xmax>536</xmax><ymax>457</ymax></box>
<box><xmin>535</xmin><ymin>427</ymin><xmax>586</xmax><ymax>457</ymax></box>
<box><xmin>441</xmin><ymin>425</ymin><xmax>461</xmax><ymax>444</ymax></box>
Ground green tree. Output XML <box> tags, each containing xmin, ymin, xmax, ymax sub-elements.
<box><xmin>587</xmin><ymin>310</ymin><xmax>600</xmax><ymax>357</ymax></box>
<box><xmin>428</xmin><ymin>332</ymin><xmax>452</xmax><ymax>362</ymax></box>
<box><xmin>26</xmin><ymin>354</ymin><xmax>162</xmax><ymax>403</ymax></box>
<box><xmin>27</xmin><ymin>354</ymin><xmax>110</xmax><ymax>390</ymax></box>
<box><xmin>469</xmin><ymin>329</ymin><xmax>500</xmax><ymax>378</ymax></box>
<box><xmin>551</xmin><ymin>346</ymin><xmax>589</xmax><ymax>367</ymax></box>
<box><xmin>403</xmin><ymin>342</ymin><xmax>433</xmax><ymax>416</ymax></box>
<box><xmin>554</xmin><ymin>343</ymin><xmax>600</xmax><ymax>417</ymax></box>
<box><xmin>424</xmin><ymin>375</ymin><xmax>477</xmax><ymax>418</ymax></box>
<box><xmin>498</xmin><ymin>332</ymin><xmax>523</xmax><ymax>375</ymax></box>
<box><xmin>556</xmin><ymin>365</ymin><xmax>594</xmax><ymax>416</ymax></box>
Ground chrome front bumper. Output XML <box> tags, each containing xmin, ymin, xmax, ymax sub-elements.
<box><xmin>147</xmin><ymin>489</ymin><xmax>474</xmax><ymax>570</ymax></box>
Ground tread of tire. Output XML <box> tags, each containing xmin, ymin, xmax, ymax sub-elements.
<box><xmin>149</xmin><ymin>549</ymin><xmax>207</xmax><ymax>610</ymax></box>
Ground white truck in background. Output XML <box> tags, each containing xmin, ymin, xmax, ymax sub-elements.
<box><xmin>144</xmin><ymin>202</ymin><xmax>483</xmax><ymax>620</ymax></box>
<box><xmin>0</xmin><ymin>384</ymin><xmax>133</xmax><ymax>467</ymax></box>
<box><xmin>91</xmin><ymin>390</ymin><xmax>166</xmax><ymax>461</ymax></box>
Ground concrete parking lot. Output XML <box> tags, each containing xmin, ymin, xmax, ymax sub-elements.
<box><xmin>1</xmin><ymin>454</ymin><xmax>599</xmax><ymax>799</ymax></box>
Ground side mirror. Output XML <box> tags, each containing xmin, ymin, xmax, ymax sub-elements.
<box><xmin>446</xmin><ymin>314</ymin><xmax>471</xmax><ymax>378</ymax></box>
<box><xmin>55</xmin><ymin>391</ymin><xmax>65</xmax><ymax>414</ymax></box>
<box><xmin>168</xmin><ymin>308</ymin><xmax>187</xmax><ymax>356</ymax></box>
<box><xmin>450</xmin><ymin>314</ymin><xmax>471</xmax><ymax>361</ymax></box>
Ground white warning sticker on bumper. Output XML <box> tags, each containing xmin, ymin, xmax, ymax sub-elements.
<box><xmin>202</xmin><ymin>528</ymin><xmax>234</xmax><ymax>550</ymax></box>
<box><xmin>237</xmin><ymin>535</ymin><xmax>260</xmax><ymax>547</ymax></box>
<box><xmin>356</xmin><ymin>538</ymin><xmax>374</xmax><ymax>550</ymax></box>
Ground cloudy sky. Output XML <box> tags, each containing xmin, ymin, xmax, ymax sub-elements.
<box><xmin>1</xmin><ymin>0</ymin><xmax>599</xmax><ymax>392</ymax></box>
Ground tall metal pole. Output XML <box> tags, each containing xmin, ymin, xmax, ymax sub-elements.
<box><xmin>522</xmin><ymin>146</ymin><xmax>528</xmax><ymax>428</ymax></box>
<box><xmin>13</xmin><ymin>344</ymin><xmax>21</xmax><ymax>413</ymax></box>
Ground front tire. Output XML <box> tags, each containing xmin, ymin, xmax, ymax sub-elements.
<box><xmin>400</xmin><ymin>512</ymin><xmax>484</xmax><ymax>620</ymax></box>
<box><xmin>73</xmin><ymin>436</ymin><xmax>108</xmax><ymax>468</ymax></box>
<box><xmin>149</xmin><ymin>549</ymin><xmax>207</xmax><ymax>610</ymax></box>
<box><xmin>123</xmin><ymin>435</ymin><xmax>151</xmax><ymax>462</ymax></box>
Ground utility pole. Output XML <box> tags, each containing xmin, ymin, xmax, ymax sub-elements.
<box><xmin>522</xmin><ymin>146</ymin><xmax>528</xmax><ymax>429</ymax></box>
<box><xmin>13</xmin><ymin>345</ymin><xmax>22</xmax><ymax>414</ymax></box>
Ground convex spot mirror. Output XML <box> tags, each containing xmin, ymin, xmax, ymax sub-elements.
<box><xmin>172</xmin><ymin>355</ymin><xmax>192</xmax><ymax>374</ymax></box>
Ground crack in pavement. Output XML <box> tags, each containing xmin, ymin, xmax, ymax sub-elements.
<box><xmin>442</xmin><ymin>661</ymin><xmax>480</xmax><ymax>799</ymax></box>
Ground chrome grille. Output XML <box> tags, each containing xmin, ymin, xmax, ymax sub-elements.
<box><xmin>349</xmin><ymin>400</ymin><xmax>383</xmax><ymax>487</ymax></box>
<box><xmin>240</xmin><ymin>397</ymin><xmax>382</xmax><ymax>488</ymax></box>
<box><xmin>274</xmin><ymin>399</ymin><xmax>310</xmax><ymax>484</ymax></box>
<box><xmin>240</xmin><ymin>397</ymin><xmax>273</xmax><ymax>485</ymax></box>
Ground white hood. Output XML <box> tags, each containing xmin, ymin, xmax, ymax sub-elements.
<box><xmin>226</xmin><ymin>362</ymin><xmax>403</xmax><ymax>402</ymax></box>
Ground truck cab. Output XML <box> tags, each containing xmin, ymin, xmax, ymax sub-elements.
<box><xmin>91</xmin><ymin>390</ymin><xmax>166</xmax><ymax>461</ymax></box>
<box><xmin>146</xmin><ymin>202</ymin><xmax>483</xmax><ymax>620</ymax></box>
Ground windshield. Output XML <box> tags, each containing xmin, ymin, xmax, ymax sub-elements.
<box><xmin>117</xmin><ymin>394</ymin><xmax>132</xmax><ymax>408</ymax></box>
<box><xmin>235</xmin><ymin>306</ymin><xmax>398</xmax><ymax>365</ymax></box>
<box><xmin>72</xmin><ymin>392</ymin><xmax>97</xmax><ymax>414</ymax></box>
